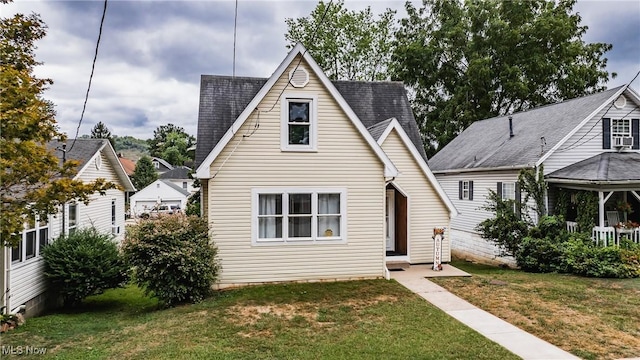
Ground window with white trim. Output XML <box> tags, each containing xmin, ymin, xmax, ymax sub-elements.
<box><xmin>612</xmin><ymin>119</ymin><xmax>631</xmax><ymax>140</ymax></box>
<box><xmin>462</xmin><ymin>181</ymin><xmax>470</xmax><ymax>200</ymax></box>
<box><xmin>281</xmin><ymin>94</ymin><xmax>317</xmax><ymax>151</ymax></box>
<box><xmin>68</xmin><ymin>203</ymin><xmax>78</xmax><ymax>235</ymax></box>
<box><xmin>502</xmin><ymin>182</ymin><xmax>516</xmax><ymax>201</ymax></box>
<box><xmin>12</xmin><ymin>216</ymin><xmax>49</xmax><ymax>264</ymax></box>
<box><xmin>254</xmin><ymin>189</ymin><xmax>345</xmax><ymax>243</ymax></box>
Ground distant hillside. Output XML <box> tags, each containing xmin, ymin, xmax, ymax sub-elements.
<box><xmin>113</xmin><ymin>135</ymin><xmax>149</xmax><ymax>161</ymax></box>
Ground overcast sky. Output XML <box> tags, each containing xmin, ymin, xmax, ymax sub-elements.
<box><xmin>5</xmin><ymin>0</ymin><xmax>640</xmax><ymax>140</ymax></box>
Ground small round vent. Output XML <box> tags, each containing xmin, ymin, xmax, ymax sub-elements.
<box><xmin>614</xmin><ymin>95</ymin><xmax>626</xmax><ymax>109</ymax></box>
<box><xmin>289</xmin><ymin>68</ymin><xmax>309</xmax><ymax>88</ymax></box>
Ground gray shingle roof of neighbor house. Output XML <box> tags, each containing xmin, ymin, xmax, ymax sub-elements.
<box><xmin>428</xmin><ymin>86</ymin><xmax>625</xmax><ymax>172</ymax></box>
<box><xmin>48</xmin><ymin>138</ymin><xmax>107</xmax><ymax>169</ymax></box>
<box><xmin>194</xmin><ymin>76</ymin><xmax>426</xmax><ymax>168</ymax></box>
<box><xmin>546</xmin><ymin>152</ymin><xmax>640</xmax><ymax>182</ymax></box>
<box><xmin>159</xmin><ymin>166</ymin><xmax>192</xmax><ymax>180</ymax></box>
<box><xmin>161</xmin><ymin>179</ymin><xmax>192</xmax><ymax>197</ymax></box>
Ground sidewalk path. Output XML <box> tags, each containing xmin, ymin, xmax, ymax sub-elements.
<box><xmin>391</xmin><ymin>265</ymin><xmax>580</xmax><ymax>360</ymax></box>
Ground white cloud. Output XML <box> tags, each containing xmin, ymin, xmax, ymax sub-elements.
<box><xmin>4</xmin><ymin>0</ymin><xmax>639</xmax><ymax>141</ymax></box>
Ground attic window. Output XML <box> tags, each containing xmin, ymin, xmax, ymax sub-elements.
<box><xmin>281</xmin><ymin>93</ymin><xmax>317</xmax><ymax>151</ymax></box>
<box><xmin>289</xmin><ymin>68</ymin><xmax>309</xmax><ymax>88</ymax></box>
<box><xmin>614</xmin><ymin>95</ymin><xmax>626</xmax><ymax>109</ymax></box>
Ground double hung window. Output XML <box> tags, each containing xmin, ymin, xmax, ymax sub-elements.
<box><xmin>281</xmin><ymin>94</ymin><xmax>317</xmax><ymax>151</ymax></box>
<box><xmin>255</xmin><ymin>189</ymin><xmax>345</xmax><ymax>243</ymax></box>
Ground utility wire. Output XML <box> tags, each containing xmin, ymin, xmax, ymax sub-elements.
<box><xmin>555</xmin><ymin>70</ymin><xmax>640</xmax><ymax>153</ymax></box>
<box><xmin>232</xmin><ymin>0</ymin><xmax>238</xmax><ymax>78</ymax></box>
<box><xmin>68</xmin><ymin>0</ymin><xmax>108</xmax><ymax>153</ymax></box>
<box><xmin>258</xmin><ymin>0</ymin><xmax>333</xmax><ymax>114</ymax></box>
<box><xmin>212</xmin><ymin>0</ymin><xmax>333</xmax><ymax>178</ymax></box>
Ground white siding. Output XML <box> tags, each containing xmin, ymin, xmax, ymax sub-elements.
<box><xmin>130</xmin><ymin>180</ymin><xmax>188</xmax><ymax>216</ymax></box>
<box><xmin>544</xmin><ymin>93</ymin><xmax>640</xmax><ymax>174</ymax></box>
<box><xmin>77</xmin><ymin>151</ymin><xmax>126</xmax><ymax>242</ymax></box>
<box><xmin>380</xmin><ymin>129</ymin><xmax>451</xmax><ymax>263</ymax></box>
<box><xmin>207</xmin><ymin>58</ymin><xmax>387</xmax><ymax>285</ymax></box>
<box><xmin>9</xmin><ymin>150</ymin><xmax>127</xmax><ymax>312</ymax></box>
<box><xmin>437</xmin><ymin>171</ymin><xmax>521</xmax><ymax>233</ymax></box>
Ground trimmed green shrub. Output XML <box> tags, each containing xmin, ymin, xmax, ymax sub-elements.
<box><xmin>516</xmin><ymin>236</ymin><xmax>564</xmax><ymax>273</ymax></box>
<box><xmin>122</xmin><ymin>215</ymin><xmax>219</xmax><ymax>306</ymax></box>
<box><xmin>42</xmin><ymin>228</ymin><xmax>129</xmax><ymax>307</ymax></box>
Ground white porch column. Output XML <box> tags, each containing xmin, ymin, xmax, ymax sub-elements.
<box><xmin>599</xmin><ymin>191</ymin><xmax>605</xmax><ymax>227</ymax></box>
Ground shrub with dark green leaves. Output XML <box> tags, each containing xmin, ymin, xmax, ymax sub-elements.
<box><xmin>122</xmin><ymin>215</ymin><xmax>219</xmax><ymax>306</ymax></box>
<box><xmin>516</xmin><ymin>236</ymin><xmax>565</xmax><ymax>273</ymax></box>
<box><xmin>42</xmin><ymin>228</ymin><xmax>129</xmax><ymax>307</ymax></box>
<box><xmin>562</xmin><ymin>236</ymin><xmax>640</xmax><ymax>278</ymax></box>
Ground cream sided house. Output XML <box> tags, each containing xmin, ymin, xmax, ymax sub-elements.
<box><xmin>429</xmin><ymin>86</ymin><xmax>640</xmax><ymax>266</ymax></box>
<box><xmin>194</xmin><ymin>43</ymin><xmax>456</xmax><ymax>287</ymax></box>
<box><xmin>1</xmin><ymin>139</ymin><xmax>135</xmax><ymax>317</ymax></box>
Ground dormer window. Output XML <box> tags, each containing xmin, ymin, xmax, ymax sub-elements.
<box><xmin>281</xmin><ymin>93</ymin><xmax>317</xmax><ymax>151</ymax></box>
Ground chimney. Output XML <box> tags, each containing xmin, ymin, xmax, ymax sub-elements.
<box><xmin>509</xmin><ymin>116</ymin><xmax>514</xmax><ymax>138</ymax></box>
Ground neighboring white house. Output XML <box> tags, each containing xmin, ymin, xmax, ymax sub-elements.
<box><xmin>429</xmin><ymin>86</ymin><xmax>640</xmax><ymax>266</ymax></box>
<box><xmin>194</xmin><ymin>43</ymin><xmax>456</xmax><ymax>287</ymax></box>
<box><xmin>129</xmin><ymin>179</ymin><xmax>191</xmax><ymax>217</ymax></box>
<box><xmin>1</xmin><ymin>139</ymin><xmax>135</xmax><ymax>317</ymax></box>
<box><xmin>159</xmin><ymin>166</ymin><xmax>198</xmax><ymax>193</ymax></box>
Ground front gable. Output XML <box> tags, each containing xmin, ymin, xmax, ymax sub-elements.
<box><xmin>195</xmin><ymin>43</ymin><xmax>397</xmax><ymax>180</ymax></box>
<box><xmin>541</xmin><ymin>87</ymin><xmax>640</xmax><ymax>174</ymax></box>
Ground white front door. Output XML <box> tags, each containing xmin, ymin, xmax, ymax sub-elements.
<box><xmin>386</xmin><ymin>189</ymin><xmax>395</xmax><ymax>251</ymax></box>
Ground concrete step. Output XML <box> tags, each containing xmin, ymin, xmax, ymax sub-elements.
<box><xmin>386</xmin><ymin>261</ymin><xmax>410</xmax><ymax>270</ymax></box>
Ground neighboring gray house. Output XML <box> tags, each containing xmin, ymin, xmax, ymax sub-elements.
<box><xmin>429</xmin><ymin>86</ymin><xmax>640</xmax><ymax>266</ymax></box>
<box><xmin>150</xmin><ymin>157</ymin><xmax>174</xmax><ymax>175</ymax></box>
<box><xmin>2</xmin><ymin>139</ymin><xmax>135</xmax><ymax>317</ymax></box>
<box><xmin>159</xmin><ymin>166</ymin><xmax>197</xmax><ymax>193</ymax></box>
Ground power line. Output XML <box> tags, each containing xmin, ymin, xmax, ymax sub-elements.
<box><xmin>258</xmin><ymin>0</ymin><xmax>333</xmax><ymax>114</ymax></box>
<box><xmin>555</xmin><ymin>70</ymin><xmax>640</xmax><ymax>153</ymax></box>
<box><xmin>232</xmin><ymin>0</ymin><xmax>238</xmax><ymax>77</ymax></box>
<box><xmin>68</xmin><ymin>0</ymin><xmax>108</xmax><ymax>153</ymax></box>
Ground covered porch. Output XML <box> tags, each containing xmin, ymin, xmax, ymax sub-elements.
<box><xmin>546</xmin><ymin>152</ymin><xmax>640</xmax><ymax>245</ymax></box>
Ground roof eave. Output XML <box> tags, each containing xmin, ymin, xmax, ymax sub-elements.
<box><xmin>432</xmin><ymin>164</ymin><xmax>531</xmax><ymax>175</ymax></box>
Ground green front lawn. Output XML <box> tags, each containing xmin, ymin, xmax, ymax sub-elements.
<box><xmin>1</xmin><ymin>280</ymin><xmax>518</xmax><ymax>359</ymax></box>
<box><xmin>431</xmin><ymin>260</ymin><xmax>640</xmax><ymax>360</ymax></box>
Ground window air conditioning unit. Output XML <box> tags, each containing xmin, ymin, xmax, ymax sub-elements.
<box><xmin>614</xmin><ymin>136</ymin><xmax>633</xmax><ymax>148</ymax></box>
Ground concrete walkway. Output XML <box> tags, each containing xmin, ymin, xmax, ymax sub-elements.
<box><xmin>391</xmin><ymin>265</ymin><xmax>579</xmax><ymax>360</ymax></box>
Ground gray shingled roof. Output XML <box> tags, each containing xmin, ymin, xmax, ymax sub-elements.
<box><xmin>161</xmin><ymin>180</ymin><xmax>192</xmax><ymax>197</ymax></box>
<box><xmin>367</xmin><ymin>118</ymin><xmax>394</xmax><ymax>141</ymax></box>
<box><xmin>159</xmin><ymin>166</ymin><xmax>192</xmax><ymax>180</ymax></box>
<box><xmin>195</xmin><ymin>76</ymin><xmax>425</xmax><ymax>168</ymax></box>
<box><xmin>429</xmin><ymin>86</ymin><xmax>624</xmax><ymax>172</ymax></box>
<box><xmin>48</xmin><ymin>138</ymin><xmax>106</xmax><ymax>169</ymax></box>
<box><xmin>547</xmin><ymin>152</ymin><xmax>640</xmax><ymax>182</ymax></box>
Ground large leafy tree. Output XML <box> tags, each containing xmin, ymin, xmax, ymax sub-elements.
<box><xmin>1</xmin><ymin>12</ymin><xmax>116</xmax><ymax>246</ymax></box>
<box><xmin>285</xmin><ymin>0</ymin><xmax>396</xmax><ymax>81</ymax></box>
<box><xmin>148</xmin><ymin>124</ymin><xmax>195</xmax><ymax>166</ymax></box>
<box><xmin>392</xmin><ymin>0</ymin><xmax>614</xmax><ymax>157</ymax></box>
<box><xmin>130</xmin><ymin>156</ymin><xmax>157</xmax><ymax>190</ymax></box>
<box><xmin>90</xmin><ymin>121</ymin><xmax>114</xmax><ymax>148</ymax></box>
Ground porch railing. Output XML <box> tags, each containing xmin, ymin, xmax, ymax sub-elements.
<box><xmin>565</xmin><ymin>222</ymin><xmax>640</xmax><ymax>246</ymax></box>
<box><xmin>592</xmin><ymin>226</ymin><xmax>617</xmax><ymax>246</ymax></box>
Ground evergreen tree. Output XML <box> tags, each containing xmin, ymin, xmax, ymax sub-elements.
<box><xmin>130</xmin><ymin>156</ymin><xmax>157</xmax><ymax>190</ymax></box>
<box><xmin>90</xmin><ymin>121</ymin><xmax>114</xmax><ymax>148</ymax></box>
